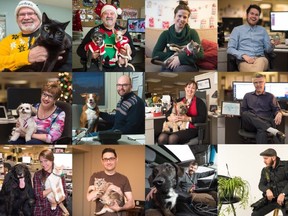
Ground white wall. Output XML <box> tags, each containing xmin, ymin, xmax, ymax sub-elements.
<box><xmin>218</xmin><ymin>145</ymin><xmax>288</xmax><ymax>216</ymax></box>
<box><xmin>0</xmin><ymin>0</ymin><xmax>72</xmax><ymax>36</ymax></box>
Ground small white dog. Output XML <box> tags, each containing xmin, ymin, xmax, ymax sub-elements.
<box><xmin>10</xmin><ymin>103</ymin><xmax>37</xmax><ymax>142</ymax></box>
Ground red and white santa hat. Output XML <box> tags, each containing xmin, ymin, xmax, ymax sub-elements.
<box><xmin>15</xmin><ymin>0</ymin><xmax>42</xmax><ymax>21</ymax></box>
<box><xmin>100</xmin><ymin>4</ymin><xmax>122</xmax><ymax>17</ymax></box>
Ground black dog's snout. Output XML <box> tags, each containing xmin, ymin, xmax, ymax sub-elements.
<box><xmin>153</xmin><ymin>177</ymin><xmax>165</xmax><ymax>187</ymax></box>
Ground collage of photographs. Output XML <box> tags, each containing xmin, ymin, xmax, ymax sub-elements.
<box><xmin>0</xmin><ymin>0</ymin><xmax>287</xmax><ymax>215</ymax></box>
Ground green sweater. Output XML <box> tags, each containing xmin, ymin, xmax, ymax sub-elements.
<box><xmin>152</xmin><ymin>24</ymin><xmax>204</xmax><ymax>65</ymax></box>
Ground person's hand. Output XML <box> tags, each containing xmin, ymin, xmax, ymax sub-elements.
<box><xmin>19</xmin><ymin>129</ymin><xmax>26</xmax><ymax>138</ymax></box>
<box><xmin>189</xmin><ymin>184</ymin><xmax>196</xmax><ymax>193</ymax></box>
<box><xmin>242</xmin><ymin>55</ymin><xmax>256</xmax><ymax>64</ymax></box>
<box><xmin>168</xmin><ymin>115</ymin><xmax>179</xmax><ymax>122</ymax></box>
<box><xmin>28</xmin><ymin>46</ymin><xmax>48</xmax><ymax>63</ymax></box>
<box><xmin>277</xmin><ymin>193</ymin><xmax>285</xmax><ymax>206</ymax></box>
<box><xmin>266</xmin><ymin>189</ymin><xmax>275</xmax><ymax>201</ymax></box>
<box><xmin>168</xmin><ymin>56</ymin><xmax>180</xmax><ymax>69</ymax></box>
<box><xmin>146</xmin><ymin>187</ymin><xmax>157</xmax><ymax>201</ymax></box>
<box><xmin>274</xmin><ymin>112</ymin><xmax>282</xmax><ymax>125</ymax></box>
<box><xmin>177</xmin><ymin>115</ymin><xmax>191</xmax><ymax>122</ymax></box>
<box><xmin>271</xmin><ymin>39</ymin><xmax>281</xmax><ymax>46</ymax></box>
<box><xmin>90</xmin><ymin>190</ymin><xmax>103</xmax><ymax>201</ymax></box>
<box><xmin>92</xmin><ymin>52</ymin><xmax>100</xmax><ymax>59</ymax></box>
<box><xmin>16</xmin><ymin>120</ymin><xmax>20</xmax><ymax>128</ymax></box>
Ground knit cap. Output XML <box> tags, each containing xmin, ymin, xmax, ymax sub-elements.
<box><xmin>15</xmin><ymin>1</ymin><xmax>42</xmax><ymax>21</ymax></box>
<box><xmin>100</xmin><ymin>4</ymin><xmax>122</xmax><ymax>17</ymax></box>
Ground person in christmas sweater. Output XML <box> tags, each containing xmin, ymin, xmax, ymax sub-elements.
<box><xmin>77</xmin><ymin>4</ymin><xmax>136</xmax><ymax>72</ymax></box>
<box><xmin>0</xmin><ymin>0</ymin><xmax>71</xmax><ymax>72</ymax></box>
<box><xmin>152</xmin><ymin>2</ymin><xmax>204</xmax><ymax>72</ymax></box>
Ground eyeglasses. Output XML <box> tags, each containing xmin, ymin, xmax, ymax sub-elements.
<box><xmin>102</xmin><ymin>157</ymin><xmax>116</xmax><ymax>162</ymax></box>
<box><xmin>116</xmin><ymin>84</ymin><xmax>131</xmax><ymax>88</ymax></box>
<box><xmin>17</xmin><ymin>12</ymin><xmax>37</xmax><ymax>18</ymax></box>
<box><xmin>253</xmin><ymin>81</ymin><xmax>264</xmax><ymax>85</ymax></box>
<box><xmin>42</xmin><ymin>92</ymin><xmax>54</xmax><ymax>100</ymax></box>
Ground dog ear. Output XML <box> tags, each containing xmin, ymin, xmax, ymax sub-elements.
<box><xmin>31</xmin><ymin>105</ymin><xmax>37</xmax><ymax>116</ymax></box>
<box><xmin>81</xmin><ymin>93</ymin><xmax>87</xmax><ymax>98</ymax></box>
<box><xmin>16</xmin><ymin>104</ymin><xmax>22</xmax><ymax>115</ymax></box>
<box><xmin>121</xmin><ymin>29</ymin><xmax>127</xmax><ymax>35</ymax></box>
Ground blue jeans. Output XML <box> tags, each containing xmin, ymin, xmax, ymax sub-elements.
<box><xmin>9</xmin><ymin>137</ymin><xmax>46</xmax><ymax>144</ymax></box>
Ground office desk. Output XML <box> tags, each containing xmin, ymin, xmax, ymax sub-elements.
<box><xmin>210</xmin><ymin>115</ymin><xmax>287</xmax><ymax>144</ymax></box>
<box><xmin>273</xmin><ymin>47</ymin><xmax>288</xmax><ymax>71</ymax></box>
<box><xmin>0</xmin><ymin>120</ymin><xmax>17</xmax><ymax>144</ymax></box>
<box><xmin>145</xmin><ymin>116</ymin><xmax>166</xmax><ymax>144</ymax></box>
<box><xmin>73</xmin><ymin>134</ymin><xmax>144</xmax><ymax>145</ymax></box>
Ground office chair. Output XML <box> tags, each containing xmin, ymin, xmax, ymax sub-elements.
<box><xmin>186</xmin><ymin>91</ymin><xmax>208</xmax><ymax>145</ymax></box>
<box><xmin>227</xmin><ymin>52</ymin><xmax>276</xmax><ymax>71</ymax></box>
<box><xmin>53</xmin><ymin>101</ymin><xmax>72</xmax><ymax>144</ymax></box>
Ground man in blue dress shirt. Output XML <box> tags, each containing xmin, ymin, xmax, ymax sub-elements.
<box><xmin>241</xmin><ymin>73</ymin><xmax>285</xmax><ymax>143</ymax></box>
<box><xmin>227</xmin><ymin>5</ymin><xmax>280</xmax><ymax>72</ymax></box>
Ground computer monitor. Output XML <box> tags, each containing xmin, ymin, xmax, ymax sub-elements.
<box><xmin>222</xmin><ymin>17</ymin><xmax>243</xmax><ymax>33</ymax></box>
<box><xmin>232</xmin><ymin>82</ymin><xmax>255</xmax><ymax>101</ymax></box>
<box><xmin>22</xmin><ymin>156</ymin><xmax>31</xmax><ymax>164</ymax></box>
<box><xmin>270</xmin><ymin>11</ymin><xmax>288</xmax><ymax>32</ymax></box>
<box><xmin>233</xmin><ymin>82</ymin><xmax>288</xmax><ymax>101</ymax></box>
<box><xmin>7</xmin><ymin>88</ymin><xmax>42</xmax><ymax>110</ymax></box>
<box><xmin>265</xmin><ymin>83</ymin><xmax>288</xmax><ymax>101</ymax></box>
<box><xmin>127</xmin><ymin>18</ymin><xmax>145</xmax><ymax>33</ymax></box>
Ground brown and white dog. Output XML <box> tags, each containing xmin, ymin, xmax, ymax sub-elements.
<box><xmin>114</xmin><ymin>29</ymin><xmax>135</xmax><ymax>71</ymax></box>
<box><xmin>162</xmin><ymin>101</ymin><xmax>188</xmax><ymax>133</ymax></box>
<box><xmin>80</xmin><ymin>93</ymin><xmax>100</xmax><ymax>133</ymax></box>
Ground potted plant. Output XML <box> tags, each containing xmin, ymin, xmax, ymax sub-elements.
<box><xmin>218</xmin><ymin>175</ymin><xmax>250</xmax><ymax>216</ymax></box>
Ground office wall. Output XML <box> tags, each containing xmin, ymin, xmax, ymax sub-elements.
<box><xmin>218</xmin><ymin>145</ymin><xmax>288</xmax><ymax>216</ymax></box>
<box><xmin>72</xmin><ymin>145</ymin><xmax>145</xmax><ymax>216</ymax></box>
<box><xmin>0</xmin><ymin>0</ymin><xmax>72</xmax><ymax>36</ymax></box>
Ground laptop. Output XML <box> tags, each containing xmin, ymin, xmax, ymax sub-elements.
<box><xmin>194</xmin><ymin>173</ymin><xmax>217</xmax><ymax>193</ymax></box>
<box><xmin>0</xmin><ymin>106</ymin><xmax>8</xmax><ymax>121</ymax></box>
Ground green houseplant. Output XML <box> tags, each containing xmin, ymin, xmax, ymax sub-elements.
<box><xmin>218</xmin><ymin>175</ymin><xmax>250</xmax><ymax>216</ymax></box>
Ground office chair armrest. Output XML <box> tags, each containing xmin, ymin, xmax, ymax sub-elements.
<box><xmin>194</xmin><ymin>122</ymin><xmax>207</xmax><ymax>127</ymax></box>
<box><xmin>53</xmin><ymin>136</ymin><xmax>72</xmax><ymax>144</ymax></box>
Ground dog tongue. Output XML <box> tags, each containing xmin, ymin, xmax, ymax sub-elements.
<box><xmin>19</xmin><ymin>177</ymin><xmax>25</xmax><ymax>189</ymax></box>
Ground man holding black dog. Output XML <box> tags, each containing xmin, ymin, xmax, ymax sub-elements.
<box><xmin>251</xmin><ymin>148</ymin><xmax>288</xmax><ymax>216</ymax></box>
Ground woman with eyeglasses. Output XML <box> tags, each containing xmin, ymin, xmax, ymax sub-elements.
<box><xmin>9</xmin><ymin>81</ymin><xmax>65</xmax><ymax>144</ymax></box>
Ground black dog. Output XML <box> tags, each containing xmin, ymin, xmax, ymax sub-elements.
<box><xmin>148</xmin><ymin>163</ymin><xmax>184</xmax><ymax>216</ymax></box>
<box><xmin>0</xmin><ymin>164</ymin><xmax>35</xmax><ymax>216</ymax></box>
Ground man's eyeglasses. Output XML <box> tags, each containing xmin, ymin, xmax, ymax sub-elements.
<box><xmin>17</xmin><ymin>12</ymin><xmax>37</xmax><ymax>18</ymax></box>
<box><xmin>116</xmin><ymin>84</ymin><xmax>131</xmax><ymax>88</ymax></box>
<box><xmin>253</xmin><ymin>81</ymin><xmax>264</xmax><ymax>85</ymax></box>
<box><xmin>102</xmin><ymin>157</ymin><xmax>116</xmax><ymax>162</ymax></box>
<box><xmin>42</xmin><ymin>92</ymin><xmax>54</xmax><ymax>100</ymax></box>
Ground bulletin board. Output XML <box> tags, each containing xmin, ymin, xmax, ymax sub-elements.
<box><xmin>145</xmin><ymin>0</ymin><xmax>217</xmax><ymax>30</ymax></box>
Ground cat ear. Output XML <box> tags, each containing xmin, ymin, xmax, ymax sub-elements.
<box><xmin>61</xmin><ymin>21</ymin><xmax>70</xmax><ymax>30</ymax></box>
<box><xmin>42</xmin><ymin>12</ymin><xmax>49</xmax><ymax>23</ymax></box>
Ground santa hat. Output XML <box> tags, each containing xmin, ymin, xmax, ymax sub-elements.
<box><xmin>100</xmin><ymin>4</ymin><xmax>122</xmax><ymax>17</ymax></box>
<box><xmin>15</xmin><ymin>1</ymin><xmax>42</xmax><ymax>21</ymax></box>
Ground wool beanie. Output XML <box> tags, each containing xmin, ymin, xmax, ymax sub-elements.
<box><xmin>15</xmin><ymin>1</ymin><xmax>42</xmax><ymax>21</ymax></box>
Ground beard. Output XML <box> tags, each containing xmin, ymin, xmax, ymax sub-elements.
<box><xmin>19</xmin><ymin>22</ymin><xmax>39</xmax><ymax>33</ymax></box>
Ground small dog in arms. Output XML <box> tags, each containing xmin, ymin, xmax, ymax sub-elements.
<box><xmin>10</xmin><ymin>103</ymin><xmax>37</xmax><ymax>142</ymax></box>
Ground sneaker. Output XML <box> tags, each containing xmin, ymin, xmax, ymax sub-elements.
<box><xmin>85</xmin><ymin>132</ymin><xmax>98</xmax><ymax>137</ymax></box>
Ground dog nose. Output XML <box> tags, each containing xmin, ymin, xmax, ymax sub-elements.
<box><xmin>153</xmin><ymin>177</ymin><xmax>165</xmax><ymax>187</ymax></box>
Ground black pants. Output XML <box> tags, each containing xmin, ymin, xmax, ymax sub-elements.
<box><xmin>251</xmin><ymin>201</ymin><xmax>287</xmax><ymax>216</ymax></box>
<box><xmin>241</xmin><ymin>111</ymin><xmax>275</xmax><ymax>144</ymax></box>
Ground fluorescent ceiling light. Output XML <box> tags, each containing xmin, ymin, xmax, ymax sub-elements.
<box><xmin>158</xmin><ymin>72</ymin><xmax>178</xmax><ymax>78</ymax></box>
<box><xmin>146</xmin><ymin>78</ymin><xmax>161</xmax><ymax>83</ymax></box>
<box><xmin>9</xmin><ymin>80</ymin><xmax>28</xmax><ymax>84</ymax></box>
<box><xmin>165</xmin><ymin>145</ymin><xmax>195</xmax><ymax>162</ymax></box>
<box><xmin>174</xmin><ymin>81</ymin><xmax>187</xmax><ymax>85</ymax></box>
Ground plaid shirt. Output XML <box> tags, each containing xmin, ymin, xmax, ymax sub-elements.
<box><xmin>33</xmin><ymin>169</ymin><xmax>67</xmax><ymax>216</ymax></box>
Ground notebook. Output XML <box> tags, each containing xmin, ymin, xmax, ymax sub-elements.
<box><xmin>194</xmin><ymin>173</ymin><xmax>217</xmax><ymax>193</ymax></box>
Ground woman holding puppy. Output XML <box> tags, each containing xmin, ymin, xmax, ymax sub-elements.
<box><xmin>158</xmin><ymin>80</ymin><xmax>207</xmax><ymax>144</ymax></box>
<box><xmin>33</xmin><ymin>149</ymin><xmax>68</xmax><ymax>216</ymax></box>
<box><xmin>9</xmin><ymin>81</ymin><xmax>65</xmax><ymax>144</ymax></box>
<box><xmin>152</xmin><ymin>2</ymin><xmax>204</xmax><ymax>72</ymax></box>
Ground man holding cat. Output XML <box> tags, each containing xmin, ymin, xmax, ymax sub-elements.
<box><xmin>0</xmin><ymin>0</ymin><xmax>71</xmax><ymax>72</ymax></box>
<box><xmin>77</xmin><ymin>4</ymin><xmax>136</xmax><ymax>72</ymax></box>
<box><xmin>87</xmin><ymin>148</ymin><xmax>135</xmax><ymax>215</ymax></box>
